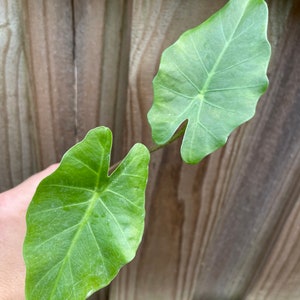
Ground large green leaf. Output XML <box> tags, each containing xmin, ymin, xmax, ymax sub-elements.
<box><xmin>148</xmin><ymin>0</ymin><xmax>271</xmax><ymax>164</ymax></box>
<box><xmin>23</xmin><ymin>127</ymin><xmax>150</xmax><ymax>299</ymax></box>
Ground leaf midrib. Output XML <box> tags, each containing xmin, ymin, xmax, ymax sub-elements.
<box><xmin>198</xmin><ymin>0</ymin><xmax>251</xmax><ymax>96</ymax></box>
<box><xmin>48</xmin><ymin>191</ymin><xmax>100</xmax><ymax>299</ymax></box>
<box><xmin>47</xmin><ymin>166</ymin><xmax>133</xmax><ymax>297</ymax></box>
<box><xmin>48</xmin><ymin>142</ymin><xmax>109</xmax><ymax>298</ymax></box>
<box><xmin>185</xmin><ymin>0</ymin><xmax>252</xmax><ymax>149</ymax></box>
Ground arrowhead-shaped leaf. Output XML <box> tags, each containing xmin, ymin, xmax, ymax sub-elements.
<box><xmin>23</xmin><ymin>127</ymin><xmax>150</xmax><ymax>299</ymax></box>
<box><xmin>148</xmin><ymin>0</ymin><xmax>271</xmax><ymax>164</ymax></box>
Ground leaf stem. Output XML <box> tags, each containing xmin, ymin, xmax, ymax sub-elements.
<box><xmin>149</xmin><ymin>122</ymin><xmax>187</xmax><ymax>154</ymax></box>
<box><xmin>109</xmin><ymin>122</ymin><xmax>187</xmax><ymax>173</ymax></box>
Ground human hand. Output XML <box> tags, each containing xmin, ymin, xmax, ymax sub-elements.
<box><xmin>0</xmin><ymin>164</ymin><xmax>58</xmax><ymax>300</ymax></box>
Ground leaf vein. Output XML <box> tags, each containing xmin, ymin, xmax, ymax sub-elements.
<box><xmin>106</xmin><ymin>189</ymin><xmax>140</xmax><ymax>209</ymax></box>
<box><xmin>190</xmin><ymin>35</ymin><xmax>209</xmax><ymax>75</ymax></box>
<box><xmin>34</xmin><ymin>223</ymin><xmax>80</xmax><ymax>250</ymax></box>
<box><xmin>219</xmin><ymin>14</ymin><xmax>227</xmax><ymax>42</ymax></box>
<box><xmin>156</xmin><ymin>82</ymin><xmax>195</xmax><ymax>98</ymax></box>
<box><xmin>87</xmin><ymin>222</ymin><xmax>109</xmax><ymax>278</ymax></box>
<box><xmin>200</xmin><ymin>2</ymin><xmax>253</xmax><ymax>94</ymax></box>
<box><xmin>203</xmin><ymin>99</ymin><xmax>236</xmax><ymax>113</ymax></box>
<box><xmin>214</xmin><ymin>53</ymin><xmax>262</xmax><ymax>74</ymax></box>
<box><xmin>30</xmin><ymin>201</ymin><xmax>90</xmax><ymax>216</ymax></box>
<box><xmin>47</xmin><ymin>193</ymin><xmax>100</xmax><ymax>297</ymax></box>
<box><xmin>69</xmin><ymin>156</ymin><xmax>98</xmax><ymax>175</ymax></box>
<box><xmin>30</xmin><ymin>259</ymin><xmax>64</xmax><ymax>296</ymax></box>
<box><xmin>45</xmin><ymin>184</ymin><xmax>94</xmax><ymax>193</ymax></box>
<box><xmin>206</xmin><ymin>84</ymin><xmax>262</xmax><ymax>93</ymax></box>
<box><xmin>68</xmin><ymin>260</ymin><xmax>76</xmax><ymax>297</ymax></box>
<box><xmin>98</xmin><ymin>198</ymin><xmax>131</xmax><ymax>250</ymax></box>
<box><xmin>173</xmin><ymin>61</ymin><xmax>201</xmax><ymax>93</ymax></box>
<box><xmin>198</xmin><ymin>121</ymin><xmax>221</xmax><ymax>142</ymax></box>
<box><xmin>231</xmin><ymin>21</ymin><xmax>256</xmax><ymax>42</ymax></box>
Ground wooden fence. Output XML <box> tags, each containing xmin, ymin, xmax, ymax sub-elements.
<box><xmin>0</xmin><ymin>0</ymin><xmax>299</xmax><ymax>299</ymax></box>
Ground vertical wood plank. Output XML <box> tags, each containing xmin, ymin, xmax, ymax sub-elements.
<box><xmin>73</xmin><ymin>0</ymin><xmax>106</xmax><ymax>141</ymax></box>
<box><xmin>104</xmin><ymin>0</ymin><xmax>132</xmax><ymax>163</ymax></box>
<box><xmin>0</xmin><ymin>0</ymin><xmax>14</xmax><ymax>190</ymax></box>
<box><xmin>245</xmin><ymin>2</ymin><xmax>300</xmax><ymax>299</ymax></box>
<box><xmin>74</xmin><ymin>0</ymin><xmax>132</xmax><ymax>163</ymax></box>
<box><xmin>0</xmin><ymin>0</ymin><xmax>36</xmax><ymax>191</ymax></box>
<box><xmin>23</xmin><ymin>0</ymin><xmax>76</xmax><ymax>168</ymax></box>
<box><xmin>245</xmin><ymin>191</ymin><xmax>300</xmax><ymax>300</ymax></box>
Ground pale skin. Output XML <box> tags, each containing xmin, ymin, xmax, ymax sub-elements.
<box><xmin>0</xmin><ymin>164</ymin><xmax>58</xmax><ymax>299</ymax></box>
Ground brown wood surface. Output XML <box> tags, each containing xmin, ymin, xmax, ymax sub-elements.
<box><xmin>0</xmin><ymin>0</ymin><xmax>299</xmax><ymax>299</ymax></box>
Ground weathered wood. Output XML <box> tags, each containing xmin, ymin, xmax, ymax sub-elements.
<box><xmin>73</xmin><ymin>0</ymin><xmax>132</xmax><ymax>164</ymax></box>
<box><xmin>245</xmin><ymin>2</ymin><xmax>300</xmax><ymax>299</ymax></box>
<box><xmin>0</xmin><ymin>0</ymin><xmax>299</xmax><ymax>299</ymax></box>
<box><xmin>73</xmin><ymin>0</ymin><xmax>105</xmax><ymax>141</ymax></box>
<box><xmin>22</xmin><ymin>0</ymin><xmax>76</xmax><ymax>169</ymax></box>
<box><xmin>0</xmin><ymin>0</ymin><xmax>35</xmax><ymax>190</ymax></box>
<box><xmin>98</xmin><ymin>0</ymin><xmax>132</xmax><ymax>164</ymax></box>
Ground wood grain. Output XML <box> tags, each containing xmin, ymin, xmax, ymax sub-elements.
<box><xmin>73</xmin><ymin>0</ymin><xmax>105</xmax><ymax>141</ymax></box>
<box><xmin>73</xmin><ymin>0</ymin><xmax>132</xmax><ymax>164</ymax></box>
<box><xmin>245</xmin><ymin>2</ymin><xmax>300</xmax><ymax>298</ymax></box>
<box><xmin>23</xmin><ymin>0</ymin><xmax>76</xmax><ymax>169</ymax></box>
<box><xmin>0</xmin><ymin>0</ymin><xmax>35</xmax><ymax>190</ymax></box>
<box><xmin>0</xmin><ymin>0</ymin><xmax>300</xmax><ymax>299</ymax></box>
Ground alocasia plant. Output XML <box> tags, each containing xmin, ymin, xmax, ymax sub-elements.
<box><xmin>24</xmin><ymin>127</ymin><xmax>150</xmax><ymax>299</ymax></box>
<box><xmin>23</xmin><ymin>0</ymin><xmax>271</xmax><ymax>299</ymax></box>
<box><xmin>148</xmin><ymin>0</ymin><xmax>271</xmax><ymax>163</ymax></box>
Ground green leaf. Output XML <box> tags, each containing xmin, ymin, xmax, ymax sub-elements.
<box><xmin>23</xmin><ymin>126</ymin><xmax>150</xmax><ymax>300</ymax></box>
<box><xmin>148</xmin><ymin>0</ymin><xmax>271</xmax><ymax>164</ymax></box>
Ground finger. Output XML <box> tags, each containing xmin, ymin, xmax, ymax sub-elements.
<box><xmin>0</xmin><ymin>164</ymin><xmax>59</xmax><ymax>214</ymax></box>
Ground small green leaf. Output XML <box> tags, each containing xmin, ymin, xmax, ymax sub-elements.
<box><xmin>148</xmin><ymin>0</ymin><xmax>271</xmax><ymax>164</ymax></box>
<box><xmin>23</xmin><ymin>127</ymin><xmax>150</xmax><ymax>299</ymax></box>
